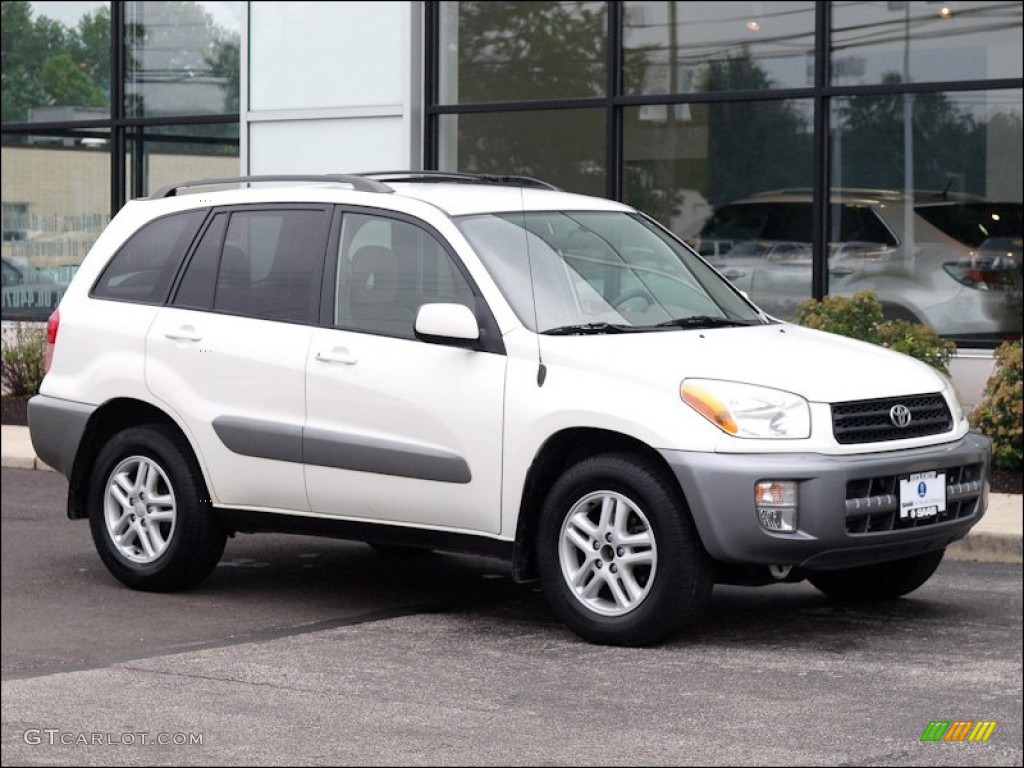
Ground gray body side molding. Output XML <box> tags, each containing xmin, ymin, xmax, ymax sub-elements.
<box><xmin>213</xmin><ymin>416</ymin><xmax>471</xmax><ymax>484</ymax></box>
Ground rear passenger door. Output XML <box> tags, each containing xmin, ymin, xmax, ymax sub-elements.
<box><xmin>146</xmin><ymin>205</ymin><xmax>331</xmax><ymax>512</ymax></box>
<box><xmin>304</xmin><ymin>209</ymin><xmax>506</xmax><ymax>534</ymax></box>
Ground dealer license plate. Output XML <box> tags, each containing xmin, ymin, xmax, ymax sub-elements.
<box><xmin>898</xmin><ymin>471</ymin><xmax>946</xmax><ymax>521</ymax></box>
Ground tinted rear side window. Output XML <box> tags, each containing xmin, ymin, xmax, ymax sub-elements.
<box><xmin>171</xmin><ymin>207</ymin><xmax>330</xmax><ymax>324</ymax></box>
<box><xmin>92</xmin><ymin>210</ymin><xmax>206</xmax><ymax>304</ymax></box>
<box><xmin>915</xmin><ymin>203</ymin><xmax>1023</xmax><ymax>247</ymax></box>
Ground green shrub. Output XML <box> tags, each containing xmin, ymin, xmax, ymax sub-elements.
<box><xmin>1</xmin><ymin>322</ymin><xmax>47</xmax><ymax>397</ymax></box>
<box><xmin>795</xmin><ymin>291</ymin><xmax>883</xmax><ymax>341</ymax></box>
<box><xmin>970</xmin><ymin>340</ymin><xmax>1023</xmax><ymax>471</ymax></box>
<box><xmin>796</xmin><ymin>291</ymin><xmax>956</xmax><ymax>376</ymax></box>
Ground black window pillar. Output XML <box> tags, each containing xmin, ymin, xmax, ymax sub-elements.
<box><xmin>110</xmin><ymin>1</ymin><xmax>126</xmax><ymax>214</ymax></box>
<box><xmin>811</xmin><ymin>0</ymin><xmax>831</xmax><ymax>302</ymax></box>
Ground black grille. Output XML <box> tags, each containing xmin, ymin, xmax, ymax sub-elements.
<box><xmin>844</xmin><ymin>463</ymin><xmax>984</xmax><ymax>534</ymax></box>
<box><xmin>832</xmin><ymin>393</ymin><xmax>952</xmax><ymax>444</ymax></box>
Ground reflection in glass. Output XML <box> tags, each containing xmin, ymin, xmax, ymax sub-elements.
<box><xmin>623</xmin><ymin>99</ymin><xmax>812</xmax><ymax>234</ymax></box>
<box><xmin>622</xmin><ymin>1</ymin><xmax>816</xmax><ymax>95</ymax></box>
<box><xmin>830</xmin><ymin>89</ymin><xmax>1022</xmax><ymax>342</ymax></box>
<box><xmin>437</xmin><ymin>1</ymin><xmax>607</xmax><ymax>104</ymax></box>
<box><xmin>125</xmin><ymin>1</ymin><xmax>242</xmax><ymax>117</ymax></box>
<box><xmin>1</xmin><ymin>133</ymin><xmax>111</xmax><ymax>318</ymax></box>
<box><xmin>438</xmin><ymin>110</ymin><xmax>606</xmax><ymax>196</ymax></box>
<box><xmin>624</xmin><ymin>97</ymin><xmax>813</xmax><ymax>321</ymax></box>
<box><xmin>124</xmin><ymin>123</ymin><xmax>240</xmax><ymax>199</ymax></box>
<box><xmin>831</xmin><ymin>1</ymin><xmax>1023</xmax><ymax>86</ymax></box>
<box><xmin>1</xmin><ymin>2</ymin><xmax>112</xmax><ymax>124</ymax></box>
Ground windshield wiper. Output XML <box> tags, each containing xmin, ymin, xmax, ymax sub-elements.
<box><xmin>542</xmin><ymin>322</ymin><xmax>642</xmax><ymax>336</ymax></box>
<box><xmin>651</xmin><ymin>315</ymin><xmax>754</xmax><ymax>330</ymax></box>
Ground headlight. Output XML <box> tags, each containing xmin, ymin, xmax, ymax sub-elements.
<box><xmin>681</xmin><ymin>379</ymin><xmax>810</xmax><ymax>439</ymax></box>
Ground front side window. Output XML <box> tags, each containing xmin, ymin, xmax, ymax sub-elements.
<box><xmin>333</xmin><ymin>213</ymin><xmax>476</xmax><ymax>339</ymax></box>
<box><xmin>458</xmin><ymin>210</ymin><xmax>762</xmax><ymax>333</ymax></box>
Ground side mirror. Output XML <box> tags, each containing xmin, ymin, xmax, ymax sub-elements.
<box><xmin>414</xmin><ymin>303</ymin><xmax>480</xmax><ymax>348</ymax></box>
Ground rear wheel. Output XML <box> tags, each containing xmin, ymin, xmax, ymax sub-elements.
<box><xmin>536</xmin><ymin>454</ymin><xmax>712</xmax><ymax>646</ymax></box>
<box><xmin>88</xmin><ymin>424</ymin><xmax>226</xmax><ymax>591</ymax></box>
<box><xmin>808</xmin><ymin>550</ymin><xmax>944</xmax><ymax>603</ymax></box>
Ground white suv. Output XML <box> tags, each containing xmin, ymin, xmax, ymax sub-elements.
<box><xmin>688</xmin><ymin>189</ymin><xmax>1023</xmax><ymax>340</ymax></box>
<box><xmin>29</xmin><ymin>172</ymin><xmax>991</xmax><ymax>646</ymax></box>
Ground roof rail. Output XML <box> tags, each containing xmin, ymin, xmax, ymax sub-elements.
<box><xmin>149</xmin><ymin>174</ymin><xmax>394</xmax><ymax>199</ymax></box>
<box><xmin>358</xmin><ymin>170</ymin><xmax>562</xmax><ymax>191</ymax></box>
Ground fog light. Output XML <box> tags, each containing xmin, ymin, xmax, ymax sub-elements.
<box><xmin>755</xmin><ymin>480</ymin><xmax>798</xmax><ymax>533</ymax></box>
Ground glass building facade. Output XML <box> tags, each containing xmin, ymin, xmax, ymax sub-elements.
<box><xmin>3</xmin><ymin>1</ymin><xmax>1022</xmax><ymax>349</ymax></box>
<box><xmin>1</xmin><ymin>1</ymin><xmax>242</xmax><ymax>318</ymax></box>
<box><xmin>427</xmin><ymin>1</ymin><xmax>1023</xmax><ymax>344</ymax></box>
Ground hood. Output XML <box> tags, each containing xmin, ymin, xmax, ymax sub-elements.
<box><xmin>540</xmin><ymin>323</ymin><xmax>945</xmax><ymax>403</ymax></box>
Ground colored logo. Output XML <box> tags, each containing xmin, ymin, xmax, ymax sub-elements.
<box><xmin>920</xmin><ymin>721</ymin><xmax>997</xmax><ymax>742</ymax></box>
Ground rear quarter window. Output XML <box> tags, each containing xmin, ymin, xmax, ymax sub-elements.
<box><xmin>92</xmin><ymin>210</ymin><xmax>206</xmax><ymax>304</ymax></box>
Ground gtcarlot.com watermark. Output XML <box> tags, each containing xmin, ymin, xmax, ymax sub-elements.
<box><xmin>24</xmin><ymin>729</ymin><xmax>203</xmax><ymax>747</ymax></box>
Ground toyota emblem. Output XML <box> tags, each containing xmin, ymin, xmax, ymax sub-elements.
<box><xmin>890</xmin><ymin>404</ymin><xmax>912</xmax><ymax>428</ymax></box>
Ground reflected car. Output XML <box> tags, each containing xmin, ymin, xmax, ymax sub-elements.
<box><xmin>2</xmin><ymin>257</ymin><xmax>69</xmax><ymax>318</ymax></box>
<box><xmin>687</xmin><ymin>190</ymin><xmax>1023</xmax><ymax>341</ymax></box>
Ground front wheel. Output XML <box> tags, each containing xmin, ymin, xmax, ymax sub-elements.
<box><xmin>88</xmin><ymin>424</ymin><xmax>226</xmax><ymax>591</ymax></box>
<box><xmin>536</xmin><ymin>454</ymin><xmax>712</xmax><ymax>646</ymax></box>
<box><xmin>807</xmin><ymin>550</ymin><xmax>945</xmax><ymax>603</ymax></box>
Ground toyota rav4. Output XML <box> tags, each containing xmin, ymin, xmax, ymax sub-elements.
<box><xmin>29</xmin><ymin>172</ymin><xmax>991</xmax><ymax>646</ymax></box>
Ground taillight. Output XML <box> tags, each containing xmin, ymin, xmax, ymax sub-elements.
<box><xmin>943</xmin><ymin>261</ymin><xmax>1020</xmax><ymax>291</ymax></box>
<box><xmin>44</xmin><ymin>308</ymin><xmax>59</xmax><ymax>373</ymax></box>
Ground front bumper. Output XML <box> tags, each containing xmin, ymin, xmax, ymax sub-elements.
<box><xmin>660</xmin><ymin>432</ymin><xmax>990</xmax><ymax>570</ymax></box>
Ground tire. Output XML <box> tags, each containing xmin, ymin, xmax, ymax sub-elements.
<box><xmin>88</xmin><ymin>424</ymin><xmax>226</xmax><ymax>591</ymax></box>
<box><xmin>879</xmin><ymin>303</ymin><xmax>921</xmax><ymax>324</ymax></box>
<box><xmin>536</xmin><ymin>453</ymin><xmax>713</xmax><ymax>646</ymax></box>
<box><xmin>807</xmin><ymin>550</ymin><xmax>945</xmax><ymax>603</ymax></box>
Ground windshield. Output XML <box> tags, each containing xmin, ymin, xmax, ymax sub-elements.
<box><xmin>457</xmin><ymin>211</ymin><xmax>763</xmax><ymax>333</ymax></box>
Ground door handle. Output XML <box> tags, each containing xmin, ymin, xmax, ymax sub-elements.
<box><xmin>721</xmin><ymin>269</ymin><xmax>747</xmax><ymax>279</ymax></box>
<box><xmin>315</xmin><ymin>348</ymin><xmax>358</xmax><ymax>365</ymax></box>
<box><xmin>164</xmin><ymin>326</ymin><xmax>202</xmax><ymax>342</ymax></box>
<box><xmin>829</xmin><ymin>267</ymin><xmax>855</xmax><ymax>277</ymax></box>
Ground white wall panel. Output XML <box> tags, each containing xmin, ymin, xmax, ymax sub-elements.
<box><xmin>248</xmin><ymin>118</ymin><xmax>406</xmax><ymax>174</ymax></box>
<box><xmin>249</xmin><ymin>1</ymin><xmax>405</xmax><ymax>111</ymax></box>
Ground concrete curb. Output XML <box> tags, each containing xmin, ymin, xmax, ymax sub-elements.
<box><xmin>947</xmin><ymin>532</ymin><xmax>1023</xmax><ymax>564</ymax></box>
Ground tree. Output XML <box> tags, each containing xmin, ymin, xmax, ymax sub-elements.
<box><xmin>622</xmin><ymin>50</ymin><xmax>811</xmax><ymax>229</ymax></box>
<box><xmin>704</xmin><ymin>54</ymin><xmax>811</xmax><ymax>209</ymax></box>
<box><xmin>445</xmin><ymin>1</ymin><xmax>608</xmax><ymax>193</ymax></box>
<box><xmin>835</xmin><ymin>72</ymin><xmax>986</xmax><ymax>195</ymax></box>
<box><xmin>1</xmin><ymin>1</ymin><xmax>239</xmax><ymax>124</ymax></box>
<box><xmin>38</xmin><ymin>53</ymin><xmax>106</xmax><ymax>109</ymax></box>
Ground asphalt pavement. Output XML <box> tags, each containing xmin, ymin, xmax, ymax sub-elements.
<box><xmin>3</xmin><ymin>424</ymin><xmax>1019</xmax><ymax>563</ymax></box>
<box><xmin>2</xmin><ymin>466</ymin><xmax>1022</xmax><ymax>766</ymax></box>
